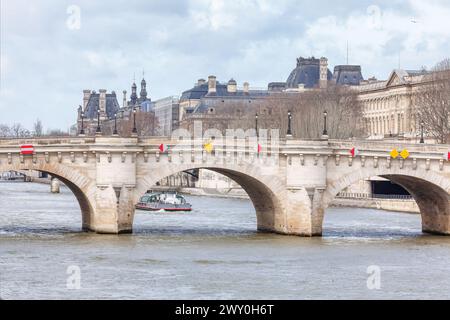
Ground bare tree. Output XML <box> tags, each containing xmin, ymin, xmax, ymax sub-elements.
<box><xmin>33</xmin><ymin>119</ymin><xmax>43</xmax><ymax>137</ymax></box>
<box><xmin>118</xmin><ymin>110</ymin><xmax>159</xmax><ymax>137</ymax></box>
<box><xmin>413</xmin><ymin>59</ymin><xmax>450</xmax><ymax>143</ymax></box>
<box><xmin>0</xmin><ymin>124</ymin><xmax>11</xmax><ymax>137</ymax></box>
<box><xmin>262</xmin><ymin>85</ymin><xmax>363</xmax><ymax>139</ymax></box>
<box><xmin>46</xmin><ymin>129</ymin><xmax>70</xmax><ymax>136</ymax></box>
<box><xmin>10</xmin><ymin>123</ymin><xmax>30</xmax><ymax>138</ymax></box>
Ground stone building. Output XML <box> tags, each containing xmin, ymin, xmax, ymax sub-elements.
<box><xmin>179</xmin><ymin>76</ymin><xmax>271</xmax><ymax>122</ymax></box>
<box><xmin>77</xmin><ymin>89</ymin><xmax>120</xmax><ymax>135</ymax></box>
<box><xmin>357</xmin><ymin>69</ymin><xmax>430</xmax><ymax>140</ymax></box>
<box><xmin>77</xmin><ymin>77</ymin><xmax>155</xmax><ymax>136</ymax></box>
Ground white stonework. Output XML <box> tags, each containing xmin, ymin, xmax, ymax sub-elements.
<box><xmin>1</xmin><ymin>137</ymin><xmax>450</xmax><ymax>237</ymax></box>
<box><xmin>357</xmin><ymin>69</ymin><xmax>431</xmax><ymax>141</ymax></box>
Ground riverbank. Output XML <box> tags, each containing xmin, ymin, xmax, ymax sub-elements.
<box><xmin>179</xmin><ymin>187</ymin><xmax>249</xmax><ymax>199</ymax></box>
<box><xmin>332</xmin><ymin>197</ymin><xmax>419</xmax><ymax>214</ymax></box>
<box><xmin>178</xmin><ymin>187</ymin><xmax>419</xmax><ymax>214</ymax></box>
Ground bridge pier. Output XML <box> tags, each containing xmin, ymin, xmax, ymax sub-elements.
<box><xmin>85</xmin><ymin>184</ymin><xmax>135</xmax><ymax>234</ymax></box>
<box><xmin>50</xmin><ymin>177</ymin><xmax>60</xmax><ymax>193</ymax></box>
<box><xmin>280</xmin><ymin>188</ymin><xmax>314</xmax><ymax>236</ymax></box>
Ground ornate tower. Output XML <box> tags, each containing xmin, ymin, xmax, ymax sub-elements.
<box><xmin>140</xmin><ymin>78</ymin><xmax>148</xmax><ymax>101</ymax></box>
<box><xmin>130</xmin><ymin>82</ymin><xmax>138</xmax><ymax>106</ymax></box>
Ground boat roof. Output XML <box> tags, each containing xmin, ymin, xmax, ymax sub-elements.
<box><xmin>146</xmin><ymin>189</ymin><xmax>178</xmax><ymax>194</ymax></box>
<box><xmin>142</xmin><ymin>191</ymin><xmax>184</xmax><ymax>196</ymax></box>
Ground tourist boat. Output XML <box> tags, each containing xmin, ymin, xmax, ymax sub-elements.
<box><xmin>135</xmin><ymin>191</ymin><xmax>192</xmax><ymax>212</ymax></box>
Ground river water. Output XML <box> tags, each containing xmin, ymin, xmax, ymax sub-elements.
<box><xmin>0</xmin><ymin>182</ymin><xmax>449</xmax><ymax>300</ymax></box>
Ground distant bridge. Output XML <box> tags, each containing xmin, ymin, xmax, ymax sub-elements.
<box><xmin>0</xmin><ymin>136</ymin><xmax>449</xmax><ymax>236</ymax></box>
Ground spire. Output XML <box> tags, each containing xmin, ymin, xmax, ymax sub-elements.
<box><xmin>140</xmin><ymin>69</ymin><xmax>147</xmax><ymax>100</ymax></box>
<box><xmin>130</xmin><ymin>74</ymin><xmax>138</xmax><ymax>105</ymax></box>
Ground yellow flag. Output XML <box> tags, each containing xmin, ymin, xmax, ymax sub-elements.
<box><xmin>400</xmin><ymin>149</ymin><xmax>410</xmax><ymax>159</ymax></box>
<box><xmin>204</xmin><ymin>141</ymin><xmax>214</xmax><ymax>153</ymax></box>
<box><xmin>390</xmin><ymin>149</ymin><xmax>399</xmax><ymax>159</ymax></box>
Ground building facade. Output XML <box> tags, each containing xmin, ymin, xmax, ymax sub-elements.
<box><xmin>357</xmin><ymin>69</ymin><xmax>429</xmax><ymax>140</ymax></box>
<box><xmin>77</xmin><ymin>77</ymin><xmax>155</xmax><ymax>136</ymax></box>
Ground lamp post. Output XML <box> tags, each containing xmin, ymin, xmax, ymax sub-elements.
<box><xmin>96</xmin><ymin>107</ymin><xmax>101</xmax><ymax>133</ymax></box>
<box><xmin>420</xmin><ymin>121</ymin><xmax>425</xmax><ymax>144</ymax></box>
<box><xmin>255</xmin><ymin>113</ymin><xmax>258</xmax><ymax>137</ymax></box>
<box><xmin>113</xmin><ymin>113</ymin><xmax>118</xmax><ymax>136</ymax></box>
<box><xmin>287</xmin><ymin>111</ymin><xmax>292</xmax><ymax>137</ymax></box>
<box><xmin>322</xmin><ymin>110</ymin><xmax>328</xmax><ymax>137</ymax></box>
<box><xmin>79</xmin><ymin>111</ymin><xmax>85</xmax><ymax>135</ymax></box>
<box><xmin>132</xmin><ymin>107</ymin><xmax>137</xmax><ymax>135</ymax></box>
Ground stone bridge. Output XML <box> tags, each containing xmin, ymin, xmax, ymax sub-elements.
<box><xmin>1</xmin><ymin>136</ymin><xmax>450</xmax><ymax>237</ymax></box>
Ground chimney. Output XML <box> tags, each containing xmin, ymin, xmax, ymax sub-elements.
<box><xmin>243</xmin><ymin>82</ymin><xmax>249</xmax><ymax>94</ymax></box>
<box><xmin>99</xmin><ymin>89</ymin><xmax>107</xmax><ymax>114</ymax></box>
<box><xmin>227</xmin><ymin>79</ymin><xmax>237</xmax><ymax>93</ymax></box>
<box><xmin>197</xmin><ymin>79</ymin><xmax>206</xmax><ymax>86</ymax></box>
<box><xmin>208</xmin><ymin>75</ymin><xmax>217</xmax><ymax>94</ymax></box>
<box><xmin>83</xmin><ymin>90</ymin><xmax>91</xmax><ymax>111</ymax></box>
<box><xmin>319</xmin><ymin>57</ymin><xmax>328</xmax><ymax>89</ymax></box>
<box><xmin>122</xmin><ymin>90</ymin><xmax>127</xmax><ymax>108</ymax></box>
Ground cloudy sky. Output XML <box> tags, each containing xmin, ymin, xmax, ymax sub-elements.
<box><xmin>1</xmin><ymin>0</ymin><xmax>450</xmax><ymax>130</ymax></box>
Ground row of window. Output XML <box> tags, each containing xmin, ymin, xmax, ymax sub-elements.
<box><xmin>366</xmin><ymin>113</ymin><xmax>405</xmax><ymax>136</ymax></box>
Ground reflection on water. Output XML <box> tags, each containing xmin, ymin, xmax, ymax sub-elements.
<box><xmin>1</xmin><ymin>182</ymin><xmax>450</xmax><ymax>300</ymax></box>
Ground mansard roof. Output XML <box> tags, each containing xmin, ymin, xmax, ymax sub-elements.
<box><xmin>180</xmin><ymin>82</ymin><xmax>269</xmax><ymax>101</ymax></box>
<box><xmin>84</xmin><ymin>92</ymin><xmax>120</xmax><ymax>119</ymax></box>
<box><xmin>286</xmin><ymin>57</ymin><xmax>332</xmax><ymax>89</ymax></box>
<box><xmin>332</xmin><ymin>65</ymin><xmax>364</xmax><ymax>86</ymax></box>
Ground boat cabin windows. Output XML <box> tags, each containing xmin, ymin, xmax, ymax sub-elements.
<box><xmin>140</xmin><ymin>195</ymin><xmax>159</xmax><ymax>203</ymax></box>
<box><xmin>176</xmin><ymin>195</ymin><xmax>186</xmax><ymax>204</ymax></box>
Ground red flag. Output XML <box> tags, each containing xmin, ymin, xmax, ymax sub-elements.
<box><xmin>443</xmin><ymin>152</ymin><xmax>450</xmax><ymax>161</ymax></box>
<box><xmin>159</xmin><ymin>144</ymin><xmax>168</xmax><ymax>153</ymax></box>
<box><xmin>350</xmin><ymin>147</ymin><xmax>359</xmax><ymax>157</ymax></box>
<box><xmin>20</xmin><ymin>145</ymin><xmax>34</xmax><ymax>155</ymax></box>
<box><xmin>257</xmin><ymin>144</ymin><xmax>262</xmax><ymax>154</ymax></box>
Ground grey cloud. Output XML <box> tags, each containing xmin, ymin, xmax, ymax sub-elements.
<box><xmin>0</xmin><ymin>0</ymin><xmax>447</xmax><ymax>129</ymax></box>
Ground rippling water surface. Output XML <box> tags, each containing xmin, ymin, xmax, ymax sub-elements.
<box><xmin>1</xmin><ymin>182</ymin><xmax>450</xmax><ymax>300</ymax></box>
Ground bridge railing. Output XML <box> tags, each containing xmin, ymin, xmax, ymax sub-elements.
<box><xmin>336</xmin><ymin>192</ymin><xmax>414</xmax><ymax>201</ymax></box>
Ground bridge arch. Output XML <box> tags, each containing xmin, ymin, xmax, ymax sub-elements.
<box><xmin>135</xmin><ymin>163</ymin><xmax>286</xmax><ymax>233</ymax></box>
<box><xmin>321</xmin><ymin>166</ymin><xmax>450</xmax><ymax>235</ymax></box>
<box><xmin>0</xmin><ymin>162</ymin><xmax>97</xmax><ymax>231</ymax></box>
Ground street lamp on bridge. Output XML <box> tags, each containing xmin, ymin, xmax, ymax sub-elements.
<box><xmin>113</xmin><ymin>113</ymin><xmax>118</xmax><ymax>136</ymax></box>
<box><xmin>322</xmin><ymin>110</ymin><xmax>328</xmax><ymax>137</ymax></box>
<box><xmin>132</xmin><ymin>107</ymin><xmax>138</xmax><ymax>135</ymax></box>
<box><xmin>255</xmin><ymin>113</ymin><xmax>258</xmax><ymax>138</ymax></box>
<box><xmin>420</xmin><ymin>121</ymin><xmax>425</xmax><ymax>144</ymax></box>
<box><xmin>287</xmin><ymin>111</ymin><xmax>292</xmax><ymax>137</ymax></box>
<box><xmin>96</xmin><ymin>107</ymin><xmax>101</xmax><ymax>134</ymax></box>
<box><xmin>79</xmin><ymin>106</ymin><xmax>85</xmax><ymax>136</ymax></box>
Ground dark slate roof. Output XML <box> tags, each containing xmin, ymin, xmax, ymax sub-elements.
<box><xmin>180</xmin><ymin>82</ymin><xmax>269</xmax><ymax>100</ymax></box>
<box><xmin>286</xmin><ymin>57</ymin><xmax>332</xmax><ymax>89</ymax></box>
<box><xmin>332</xmin><ymin>65</ymin><xmax>364</xmax><ymax>86</ymax></box>
<box><xmin>268</xmin><ymin>82</ymin><xmax>287</xmax><ymax>91</ymax></box>
<box><xmin>404</xmin><ymin>69</ymin><xmax>429</xmax><ymax>76</ymax></box>
<box><xmin>85</xmin><ymin>92</ymin><xmax>120</xmax><ymax>119</ymax></box>
<box><xmin>193</xmin><ymin>93</ymin><xmax>268</xmax><ymax>114</ymax></box>
<box><xmin>180</xmin><ymin>83</ymin><xmax>209</xmax><ymax>100</ymax></box>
